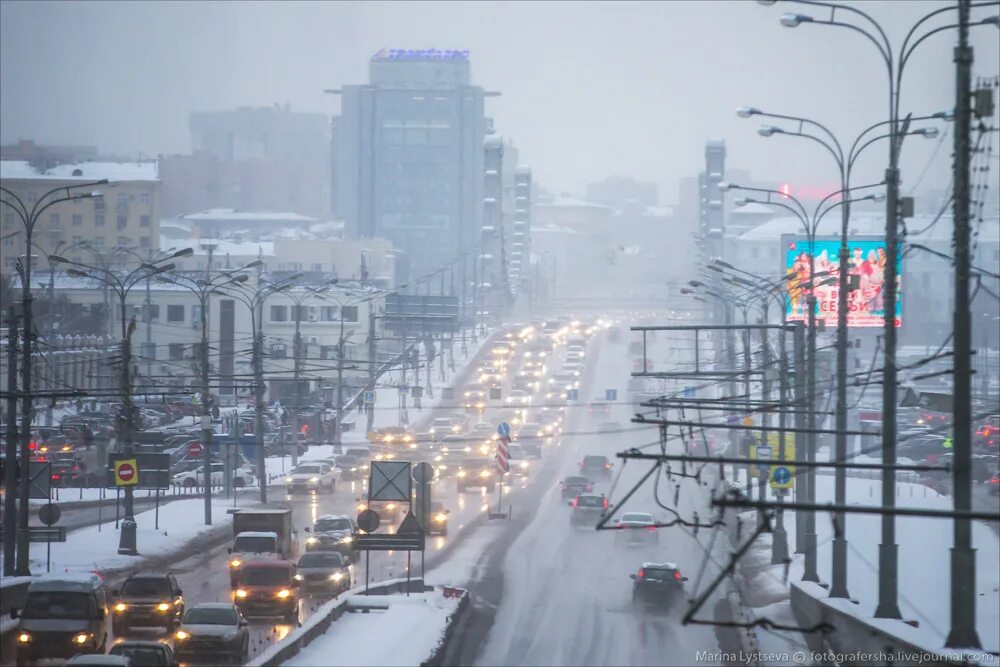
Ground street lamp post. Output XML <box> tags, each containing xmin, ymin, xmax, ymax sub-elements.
<box><xmin>158</xmin><ymin>265</ymin><xmax>258</xmax><ymax>519</ymax></box>
<box><xmin>757</xmin><ymin>0</ymin><xmax>997</xmax><ymax>634</ymax></box>
<box><xmin>52</xmin><ymin>247</ymin><xmax>191</xmax><ymax>555</ymax></box>
<box><xmin>1</xmin><ymin>180</ymin><xmax>107</xmax><ymax>575</ymax></box>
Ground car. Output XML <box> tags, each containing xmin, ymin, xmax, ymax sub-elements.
<box><xmin>630</xmin><ymin>562</ymin><xmax>687</xmax><ymax>609</ymax></box>
<box><xmin>614</xmin><ymin>512</ymin><xmax>660</xmax><ymax>546</ymax></box>
<box><xmin>989</xmin><ymin>472</ymin><xmax>1000</xmax><ymax>495</ymax></box>
<box><xmin>233</xmin><ymin>560</ymin><xmax>300</xmax><ymax>622</ymax></box>
<box><xmin>304</xmin><ymin>515</ymin><xmax>358</xmax><ymax>559</ymax></box>
<box><xmin>336</xmin><ymin>455</ymin><xmax>365</xmax><ymax>480</ymax></box>
<box><xmin>457</xmin><ymin>458</ymin><xmax>496</xmax><ymax>491</ymax></box>
<box><xmin>296</xmin><ymin>551</ymin><xmax>351</xmax><ymax>596</ymax></box>
<box><xmin>429</xmin><ymin>417</ymin><xmax>460</xmax><ymax>437</ymax></box>
<box><xmin>13</xmin><ymin>574</ymin><xmax>112</xmax><ymax>664</ymax></box>
<box><xmin>588</xmin><ymin>401</ymin><xmax>610</xmax><ymax>415</ymax></box>
<box><xmin>108</xmin><ymin>640</ymin><xmax>179</xmax><ymax>667</ymax></box>
<box><xmin>172</xmin><ymin>603</ymin><xmax>249</xmax><ymax>665</ymax></box>
<box><xmin>427</xmin><ymin>501</ymin><xmax>451</xmax><ymax>536</ymax></box>
<box><xmin>580</xmin><ymin>455</ymin><xmax>613</xmax><ymax>478</ymax></box>
<box><xmin>171</xmin><ymin>462</ymin><xmax>255</xmax><ymax>488</ymax></box>
<box><xmin>284</xmin><ymin>462</ymin><xmax>337</xmax><ymax>494</ymax></box>
<box><xmin>368</xmin><ymin>426</ymin><xmax>415</xmax><ymax>448</ymax></box>
<box><xmin>463</xmin><ymin>384</ymin><xmax>488</xmax><ymax>412</ymax></box>
<box><xmin>111</xmin><ymin>573</ymin><xmax>184</xmax><ymax>635</ymax></box>
<box><xmin>506</xmin><ymin>444</ymin><xmax>531</xmax><ymax>477</ymax></box>
<box><xmin>550</xmin><ymin>372</ymin><xmax>579</xmax><ymax>392</ymax></box>
<box><xmin>569</xmin><ymin>493</ymin><xmax>609</xmax><ymax>528</ymax></box>
<box><xmin>562</xmin><ymin>361</ymin><xmax>584</xmax><ymax>378</ymax></box>
<box><xmin>560</xmin><ymin>475</ymin><xmax>594</xmax><ymax>498</ymax></box>
<box><xmin>439</xmin><ymin>433</ymin><xmax>472</xmax><ymax>455</ymax></box>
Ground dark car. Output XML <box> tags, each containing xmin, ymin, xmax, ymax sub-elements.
<box><xmin>172</xmin><ymin>603</ymin><xmax>249</xmax><ymax>664</ymax></box>
<box><xmin>569</xmin><ymin>493</ymin><xmax>608</xmax><ymax>528</ymax></box>
<box><xmin>111</xmin><ymin>573</ymin><xmax>184</xmax><ymax>635</ymax></box>
<box><xmin>336</xmin><ymin>455</ymin><xmax>364</xmax><ymax>481</ymax></box>
<box><xmin>560</xmin><ymin>475</ymin><xmax>594</xmax><ymax>499</ymax></box>
<box><xmin>457</xmin><ymin>458</ymin><xmax>496</xmax><ymax>492</ymax></box>
<box><xmin>427</xmin><ymin>501</ymin><xmax>450</xmax><ymax>536</ymax></box>
<box><xmin>631</xmin><ymin>562</ymin><xmax>688</xmax><ymax>609</ymax></box>
<box><xmin>989</xmin><ymin>471</ymin><xmax>1000</xmax><ymax>495</ymax></box>
<box><xmin>233</xmin><ymin>560</ymin><xmax>300</xmax><ymax>622</ymax></box>
<box><xmin>108</xmin><ymin>640</ymin><xmax>178</xmax><ymax>667</ymax></box>
<box><xmin>580</xmin><ymin>455</ymin><xmax>613</xmax><ymax>478</ymax></box>
<box><xmin>304</xmin><ymin>515</ymin><xmax>358</xmax><ymax>560</ymax></box>
<box><xmin>50</xmin><ymin>460</ymin><xmax>84</xmax><ymax>488</ymax></box>
<box><xmin>296</xmin><ymin>551</ymin><xmax>351</xmax><ymax>596</ymax></box>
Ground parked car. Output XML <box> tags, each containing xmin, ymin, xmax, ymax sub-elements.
<box><xmin>171</xmin><ymin>462</ymin><xmax>255</xmax><ymax>488</ymax></box>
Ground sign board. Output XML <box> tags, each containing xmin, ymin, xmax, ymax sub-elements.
<box><xmin>27</xmin><ymin>462</ymin><xmax>51</xmax><ymax>500</ymax></box>
<box><xmin>497</xmin><ymin>422</ymin><xmax>511</xmax><ymax>438</ymax></box>
<box><xmin>397</xmin><ymin>511</ymin><xmax>424</xmax><ymax>537</ymax></box>
<box><xmin>107</xmin><ymin>453</ymin><xmax>170</xmax><ymax>490</ymax></box>
<box><xmin>383</xmin><ymin>294</ymin><xmax>460</xmax><ymax>335</ymax></box>
<box><xmin>769</xmin><ymin>436</ymin><xmax>796</xmax><ymax>490</ymax></box>
<box><xmin>0</xmin><ymin>526</ymin><xmax>66</xmax><ymax>543</ymax></box>
<box><xmin>753</xmin><ymin>445</ymin><xmax>772</xmax><ymax>473</ymax></box>
<box><xmin>489</xmin><ymin>387</ymin><xmax>502</xmax><ymax>400</ymax></box>
<box><xmin>114</xmin><ymin>459</ymin><xmax>138</xmax><ymax>486</ymax></box>
<box><xmin>567</xmin><ymin>389</ymin><xmax>579</xmax><ymax>401</ymax></box>
<box><xmin>398</xmin><ymin>386</ymin><xmax>409</xmax><ymax>397</ymax></box>
<box><xmin>369</xmin><ymin>461</ymin><xmax>412</xmax><ymax>502</ymax></box>
<box><xmin>771</xmin><ymin>466</ymin><xmax>793</xmax><ymax>488</ymax></box>
<box><xmin>412</xmin><ymin>461</ymin><xmax>434</xmax><ymax>484</ymax></box>
<box><xmin>187</xmin><ymin>442</ymin><xmax>204</xmax><ymax>457</ymax></box>
<box><xmin>605</xmin><ymin>389</ymin><xmax>617</xmax><ymax>401</ymax></box>
<box><xmin>782</xmin><ymin>234</ymin><xmax>902</xmax><ymax>329</ymax></box>
<box><xmin>364</xmin><ymin>390</ymin><xmax>376</xmax><ymax>404</ymax></box>
<box><xmin>352</xmin><ymin>532</ymin><xmax>424</xmax><ymax>551</ymax></box>
<box><xmin>412</xmin><ymin>386</ymin><xmax>424</xmax><ymax>399</ymax></box>
<box><xmin>38</xmin><ymin>503</ymin><xmax>62</xmax><ymax>526</ymax></box>
<box><xmin>357</xmin><ymin>509</ymin><xmax>380</xmax><ymax>533</ymax></box>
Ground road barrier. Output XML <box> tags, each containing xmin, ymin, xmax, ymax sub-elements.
<box><xmin>422</xmin><ymin>587</ymin><xmax>471</xmax><ymax>667</ymax></box>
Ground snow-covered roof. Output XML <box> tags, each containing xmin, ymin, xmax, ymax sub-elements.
<box><xmin>234</xmin><ymin>530</ymin><xmax>279</xmax><ymax>538</ymax></box>
<box><xmin>0</xmin><ymin>160</ymin><xmax>158</xmax><ymax>182</ymax></box>
<box><xmin>731</xmin><ymin>202</ymin><xmax>778</xmax><ymax>216</ymax></box>
<box><xmin>180</xmin><ymin>239</ymin><xmax>275</xmax><ymax>257</ymax></box>
<box><xmin>534</xmin><ymin>196</ymin><xmax>614</xmax><ymax>212</ymax></box>
<box><xmin>182</xmin><ymin>208</ymin><xmax>316</xmax><ymax>223</ymax></box>
<box><xmin>737</xmin><ymin>213</ymin><xmax>999</xmax><ymax>245</ymax></box>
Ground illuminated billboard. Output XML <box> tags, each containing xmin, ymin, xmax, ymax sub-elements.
<box><xmin>781</xmin><ymin>235</ymin><xmax>901</xmax><ymax>328</ymax></box>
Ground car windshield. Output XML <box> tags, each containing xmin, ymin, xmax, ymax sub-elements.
<box><xmin>641</xmin><ymin>568</ymin><xmax>676</xmax><ymax>582</ymax></box>
<box><xmin>431</xmin><ymin>502</ymin><xmax>445</xmax><ymax>512</ymax></box>
<box><xmin>241</xmin><ymin>567</ymin><xmax>292</xmax><ymax>586</ymax></box>
<box><xmin>314</xmin><ymin>518</ymin><xmax>352</xmax><ymax>532</ymax></box>
<box><xmin>337</xmin><ymin>456</ymin><xmax>358</xmax><ymax>466</ymax></box>
<box><xmin>432</xmin><ymin>419</ymin><xmax>452</xmax><ymax>427</ymax></box>
<box><xmin>622</xmin><ymin>513</ymin><xmax>653</xmax><ymax>524</ymax></box>
<box><xmin>121</xmin><ymin>578</ymin><xmax>172</xmax><ymax>597</ymax></box>
<box><xmin>565</xmin><ymin>477</ymin><xmax>588</xmax><ymax>485</ymax></box>
<box><xmin>298</xmin><ymin>553</ymin><xmax>344</xmax><ymax>568</ymax></box>
<box><xmin>583</xmin><ymin>456</ymin><xmax>607</xmax><ymax>466</ymax></box>
<box><xmin>232</xmin><ymin>535</ymin><xmax>276</xmax><ymax>552</ymax></box>
<box><xmin>109</xmin><ymin>645</ymin><xmax>167</xmax><ymax>664</ymax></box>
<box><xmin>294</xmin><ymin>465</ymin><xmax>322</xmax><ymax>474</ymax></box>
<box><xmin>184</xmin><ymin>607</ymin><xmax>236</xmax><ymax>625</ymax></box>
<box><xmin>23</xmin><ymin>591</ymin><xmax>93</xmax><ymax>620</ymax></box>
<box><xmin>576</xmin><ymin>496</ymin><xmax>605</xmax><ymax>508</ymax></box>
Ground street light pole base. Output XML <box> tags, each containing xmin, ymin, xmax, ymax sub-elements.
<box><xmin>117</xmin><ymin>518</ymin><xmax>138</xmax><ymax>556</ymax></box>
<box><xmin>830</xmin><ymin>537</ymin><xmax>850</xmax><ymax>598</ymax></box>
<box><xmin>771</xmin><ymin>514</ymin><xmax>790</xmax><ymax>565</ymax></box>
<box><xmin>874</xmin><ymin>542</ymin><xmax>901</xmax><ymax>619</ymax></box>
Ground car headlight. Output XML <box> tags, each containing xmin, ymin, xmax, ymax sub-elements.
<box><xmin>294</xmin><ymin>574</ymin><xmax>304</xmax><ymax>581</ymax></box>
<box><xmin>434</xmin><ymin>513</ymin><xmax>448</xmax><ymax>523</ymax></box>
<box><xmin>235</xmin><ymin>589</ymin><xmax>248</xmax><ymax>598</ymax></box>
<box><xmin>464</xmin><ymin>391</ymin><xmax>471</xmax><ymax>398</ymax></box>
<box><xmin>430</xmin><ymin>427</ymin><xmax>437</xmax><ymax>434</ymax></box>
<box><xmin>458</xmin><ymin>471</ymin><xmax>467</xmax><ymax>478</ymax></box>
<box><xmin>286</xmin><ymin>477</ymin><xmax>293</xmax><ymax>483</ymax></box>
<box><xmin>17</xmin><ymin>632</ymin><xmax>31</xmax><ymax>643</ymax></box>
<box><xmin>340</xmin><ymin>535</ymin><xmax>353</xmax><ymax>544</ymax></box>
<box><xmin>306</xmin><ymin>536</ymin><xmax>319</xmax><ymax>544</ymax></box>
<box><xmin>479</xmin><ymin>470</ymin><xmax>490</xmax><ymax>478</ymax></box>
<box><xmin>330</xmin><ymin>572</ymin><xmax>344</xmax><ymax>581</ymax></box>
<box><xmin>537</xmin><ymin>431</ymin><xmax>544</xmax><ymax>437</ymax></box>
<box><xmin>276</xmin><ymin>589</ymin><xmax>291</xmax><ymax>599</ymax></box>
<box><xmin>114</xmin><ymin>602</ymin><xmax>127</xmax><ymax>612</ymax></box>
<box><xmin>230</xmin><ymin>559</ymin><xmax>242</xmax><ymax>568</ymax></box>
<box><xmin>357</xmin><ymin>503</ymin><xmax>367</xmax><ymax>511</ymax></box>
<box><xmin>175</xmin><ymin>630</ymin><xmax>190</xmax><ymax>640</ymax></box>
<box><xmin>350</xmin><ymin>467</ymin><xmax>358</xmax><ymax>472</ymax></box>
<box><xmin>386</xmin><ymin>503</ymin><xmax>396</xmax><ymax>510</ymax></box>
<box><xmin>310</xmin><ymin>476</ymin><xmax>319</xmax><ymax>483</ymax></box>
<box><xmin>520</xmin><ymin>461</ymin><xmax>529</xmax><ymax>469</ymax></box>
<box><xmin>73</xmin><ymin>633</ymin><xmax>91</xmax><ymax>645</ymax></box>
<box><xmin>157</xmin><ymin>602</ymin><xmax>171</xmax><ymax>612</ymax></box>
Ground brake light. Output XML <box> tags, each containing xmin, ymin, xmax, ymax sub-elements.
<box><xmin>51</xmin><ymin>474</ymin><xmax>60</xmax><ymax>480</ymax></box>
<box><xmin>28</xmin><ymin>441</ymin><xmax>37</xmax><ymax>451</ymax></box>
<box><xmin>571</xmin><ymin>497</ymin><xmax>578</xmax><ymax>508</ymax></box>
<box><xmin>585</xmin><ymin>484</ymin><xmax>593</xmax><ymax>491</ymax></box>
<box><xmin>602</xmin><ymin>497</ymin><xmax>609</xmax><ymax>509</ymax></box>
<box><xmin>674</xmin><ymin>570</ymin><xmax>682</xmax><ymax>581</ymax></box>
<box><xmin>604</xmin><ymin>463</ymin><xmax>611</xmax><ymax>469</ymax></box>
<box><xmin>646</xmin><ymin>525</ymin><xmax>657</xmax><ymax>532</ymax></box>
<box><xmin>637</xmin><ymin>569</ymin><xmax>645</xmax><ymax>580</ymax></box>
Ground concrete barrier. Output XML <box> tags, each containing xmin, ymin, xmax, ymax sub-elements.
<box><xmin>422</xmin><ymin>587</ymin><xmax>471</xmax><ymax>667</ymax></box>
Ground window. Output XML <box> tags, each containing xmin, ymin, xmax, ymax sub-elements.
<box><xmin>49</xmin><ymin>213</ymin><xmax>60</xmax><ymax>228</ymax></box>
<box><xmin>139</xmin><ymin>215</ymin><xmax>150</xmax><ymax>228</ymax></box>
<box><xmin>117</xmin><ymin>236</ymin><xmax>129</xmax><ymax>247</ymax></box>
<box><xmin>192</xmin><ymin>304</ymin><xmax>203</xmax><ymax>324</ymax></box>
<box><xmin>2</xmin><ymin>235</ymin><xmax>13</xmax><ymax>247</ymax></box>
<box><xmin>270</xmin><ymin>305</ymin><xmax>288</xmax><ymax>322</ymax></box>
<box><xmin>72</xmin><ymin>214</ymin><xmax>83</xmax><ymax>227</ymax></box>
<box><xmin>93</xmin><ymin>236</ymin><xmax>105</xmax><ymax>247</ymax></box>
<box><xmin>95</xmin><ymin>214</ymin><xmax>105</xmax><ymax>227</ymax></box>
<box><xmin>146</xmin><ymin>304</ymin><xmax>160</xmax><ymax>321</ymax></box>
<box><xmin>320</xmin><ymin>306</ymin><xmax>337</xmax><ymax>322</ymax></box>
<box><xmin>139</xmin><ymin>236</ymin><xmax>151</xmax><ymax>248</ymax></box>
<box><xmin>341</xmin><ymin>306</ymin><xmax>359</xmax><ymax>323</ymax></box>
<box><xmin>291</xmin><ymin>305</ymin><xmax>308</xmax><ymax>321</ymax></box>
<box><xmin>3</xmin><ymin>213</ymin><xmax>13</xmax><ymax>228</ymax></box>
<box><xmin>140</xmin><ymin>193</ymin><xmax>150</xmax><ymax>205</ymax></box>
<box><xmin>117</xmin><ymin>215</ymin><xmax>128</xmax><ymax>230</ymax></box>
<box><xmin>117</xmin><ymin>193</ymin><xmax>128</xmax><ymax>206</ymax></box>
<box><xmin>169</xmin><ymin>343</ymin><xmax>185</xmax><ymax>360</ymax></box>
<box><xmin>167</xmin><ymin>305</ymin><xmax>185</xmax><ymax>322</ymax></box>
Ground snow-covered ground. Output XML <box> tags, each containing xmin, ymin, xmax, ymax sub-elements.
<box><xmin>6</xmin><ymin>497</ymin><xmax>234</xmax><ymax>575</ymax></box>
<box><xmin>284</xmin><ymin>591</ymin><xmax>461</xmax><ymax>667</ymax></box>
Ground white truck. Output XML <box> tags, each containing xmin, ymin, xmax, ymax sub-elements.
<box><xmin>227</xmin><ymin>508</ymin><xmax>296</xmax><ymax>587</ymax></box>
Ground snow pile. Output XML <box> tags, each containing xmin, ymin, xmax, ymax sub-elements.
<box><xmin>286</xmin><ymin>590</ymin><xmax>461</xmax><ymax>667</ymax></box>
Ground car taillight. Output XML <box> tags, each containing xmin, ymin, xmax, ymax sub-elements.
<box><xmin>673</xmin><ymin>570</ymin><xmax>682</xmax><ymax>581</ymax></box>
<box><xmin>571</xmin><ymin>498</ymin><xmax>578</xmax><ymax>508</ymax></box>
<box><xmin>646</xmin><ymin>525</ymin><xmax>657</xmax><ymax>532</ymax></box>
<box><xmin>637</xmin><ymin>569</ymin><xmax>645</xmax><ymax>579</ymax></box>
<box><xmin>604</xmin><ymin>463</ymin><xmax>611</xmax><ymax>469</ymax></box>
<box><xmin>585</xmin><ymin>484</ymin><xmax>593</xmax><ymax>491</ymax></box>
<box><xmin>602</xmin><ymin>498</ymin><xmax>608</xmax><ymax>509</ymax></box>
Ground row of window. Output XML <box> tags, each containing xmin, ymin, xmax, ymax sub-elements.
<box><xmin>42</xmin><ymin>213</ymin><xmax>151</xmax><ymax>228</ymax></box>
<box><xmin>269</xmin><ymin>305</ymin><xmax>358</xmax><ymax>323</ymax></box>
<box><xmin>14</xmin><ymin>191</ymin><xmax>152</xmax><ymax>206</ymax></box>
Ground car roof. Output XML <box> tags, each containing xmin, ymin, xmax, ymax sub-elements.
<box><xmin>188</xmin><ymin>602</ymin><xmax>237</xmax><ymax>610</ymax></box>
<box><xmin>241</xmin><ymin>559</ymin><xmax>294</xmax><ymax>569</ymax></box>
<box><xmin>641</xmin><ymin>561</ymin><xmax>679</xmax><ymax>570</ymax></box>
<box><xmin>235</xmin><ymin>530</ymin><xmax>278</xmax><ymax>538</ymax></box>
<box><xmin>577</xmin><ymin>492</ymin><xmax>604</xmax><ymax>499</ymax></box>
<box><xmin>316</xmin><ymin>514</ymin><xmax>350</xmax><ymax>521</ymax></box>
<box><xmin>112</xmin><ymin>640</ymin><xmax>170</xmax><ymax>648</ymax></box>
<box><xmin>29</xmin><ymin>573</ymin><xmax>103</xmax><ymax>592</ymax></box>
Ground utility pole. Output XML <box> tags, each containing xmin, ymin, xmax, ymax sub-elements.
<box><xmin>792</xmin><ymin>322</ymin><xmax>806</xmax><ymax>556</ymax></box>
<box><xmin>947</xmin><ymin>0</ymin><xmax>980</xmax><ymax>649</ymax></box>
<box><xmin>367</xmin><ymin>303</ymin><xmax>377</xmax><ymax>434</ymax></box>
<box><xmin>334</xmin><ymin>310</ymin><xmax>345</xmax><ymax>447</ymax></box>
<box><xmin>4</xmin><ymin>309</ymin><xmax>19</xmax><ymax>576</ymax></box>
<box><xmin>254</xmin><ymin>313</ymin><xmax>267</xmax><ymax>505</ymax></box>
<box><xmin>199</xmin><ymin>297</ymin><xmax>213</xmax><ymax>526</ymax></box>
<box><xmin>292</xmin><ymin>298</ymin><xmax>303</xmax><ymax>467</ymax></box>
<box><xmin>803</xmin><ymin>291</ymin><xmax>819</xmax><ymax>583</ymax></box>
<box><xmin>144</xmin><ymin>249</ymin><xmax>154</xmax><ymax>383</ymax></box>
<box><xmin>117</xmin><ymin>319</ymin><xmax>138</xmax><ymax>555</ymax></box>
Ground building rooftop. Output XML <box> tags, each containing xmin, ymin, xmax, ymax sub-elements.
<box><xmin>534</xmin><ymin>196</ymin><xmax>614</xmax><ymax>212</ymax></box>
<box><xmin>182</xmin><ymin>208</ymin><xmax>317</xmax><ymax>223</ymax></box>
<box><xmin>0</xmin><ymin>160</ymin><xmax>159</xmax><ymax>182</ymax></box>
<box><xmin>737</xmin><ymin>213</ymin><xmax>1000</xmax><ymax>245</ymax></box>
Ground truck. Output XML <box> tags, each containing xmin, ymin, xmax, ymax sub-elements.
<box><xmin>227</xmin><ymin>507</ymin><xmax>297</xmax><ymax>587</ymax></box>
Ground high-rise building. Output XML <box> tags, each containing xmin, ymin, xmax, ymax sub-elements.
<box><xmin>331</xmin><ymin>49</ymin><xmax>492</xmax><ymax>278</ymax></box>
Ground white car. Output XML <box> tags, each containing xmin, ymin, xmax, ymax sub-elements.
<box><xmin>285</xmin><ymin>462</ymin><xmax>337</xmax><ymax>493</ymax></box>
<box><xmin>614</xmin><ymin>512</ymin><xmax>660</xmax><ymax>546</ymax></box>
<box><xmin>429</xmin><ymin>417</ymin><xmax>461</xmax><ymax>436</ymax></box>
<box><xmin>505</xmin><ymin>444</ymin><xmax>531</xmax><ymax>477</ymax></box>
<box><xmin>562</xmin><ymin>361</ymin><xmax>584</xmax><ymax>377</ymax></box>
<box><xmin>173</xmin><ymin>462</ymin><xmax>256</xmax><ymax>488</ymax></box>
<box><xmin>506</xmin><ymin>390</ymin><xmax>531</xmax><ymax>406</ymax></box>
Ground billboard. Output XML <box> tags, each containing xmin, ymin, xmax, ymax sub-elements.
<box><xmin>782</xmin><ymin>235</ymin><xmax>901</xmax><ymax>328</ymax></box>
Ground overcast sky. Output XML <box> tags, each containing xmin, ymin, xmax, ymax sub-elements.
<box><xmin>2</xmin><ymin>1</ymin><xmax>997</xmax><ymax>203</ymax></box>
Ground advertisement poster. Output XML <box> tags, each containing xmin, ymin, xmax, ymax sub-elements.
<box><xmin>782</xmin><ymin>236</ymin><xmax>901</xmax><ymax>328</ymax></box>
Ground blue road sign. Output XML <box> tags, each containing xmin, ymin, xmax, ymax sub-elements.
<box><xmin>364</xmin><ymin>390</ymin><xmax>375</xmax><ymax>403</ymax></box>
<box><xmin>497</xmin><ymin>422</ymin><xmax>511</xmax><ymax>437</ymax></box>
<box><xmin>683</xmin><ymin>386</ymin><xmax>696</xmax><ymax>398</ymax></box>
<box><xmin>567</xmin><ymin>389</ymin><xmax>579</xmax><ymax>401</ymax></box>
<box><xmin>772</xmin><ymin>466</ymin><xmax>792</xmax><ymax>485</ymax></box>
<box><xmin>605</xmin><ymin>389</ymin><xmax>617</xmax><ymax>401</ymax></box>
<box><xmin>399</xmin><ymin>386</ymin><xmax>409</xmax><ymax>397</ymax></box>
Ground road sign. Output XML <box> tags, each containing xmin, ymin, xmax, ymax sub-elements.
<box><xmin>489</xmin><ymin>387</ymin><xmax>502</xmax><ymax>400</ymax></box>
<box><xmin>357</xmin><ymin>509</ymin><xmax>380</xmax><ymax>533</ymax></box>
<box><xmin>771</xmin><ymin>466</ymin><xmax>793</xmax><ymax>488</ymax></box>
<box><xmin>364</xmin><ymin>390</ymin><xmax>375</xmax><ymax>404</ymax></box>
<box><xmin>412</xmin><ymin>386</ymin><xmax>424</xmax><ymax>399</ymax></box>
<box><xmin>0</xmin><ymin>526</ymin><xmax>66</xmax><ymax>543</ymax></box>
<box><xmin>398</xmin><ymin>386</ymin><xmax>409</xmax><ymax>397</ymax></box>
<box><xmin>768</xmin><ymin>437</ymin><xmax>796</xmax><ymax>490</ymax></box>
<box><xmin>369</xmin><ymin>461</ymin><xmax>412</xmax><ymax>502</ymax></box>
<box><xmin>412</xmin><ymin>461</ymin><xmax>435</xmax><ymax>485</ymax></box>
<box><xmin>567</xmin><ymin>389</ymin><xmax>579</xmax><ymax>401</ymax></box>
<box><xmin>114</xmin><ymin>459</ymin><xmax>138</xmax><ymax>486</ymax></box>
<box><xmin>497</xmin><ymin>422</ymin><xmax>511</xmax><ymax>437</ymax></box>
<box><xmin>352</xmin><ymin>532</ymin><xmax>424</xmax><ymax>551</ymax></box>
<box><xmin>442</xmin><ymin>387</ymin><xmax>454</xmax><ymax>401</ymax></box>
<box><xmin>754</xmin><ymin>446</ymin><xmax>772</xmax><ymax>472</ymax></box>
<box><xmin>495</xmin><ymin>453</ymin><xmax>510</xmax><ymax>473</ymax></box>
<box><xmin>27</xmin><ymin>462</ymin><xmax>51</xmax><ymax>499</ymax></box>
<box><xmin>38</xmin><ymin>503</ymin><xmax>62</xmax><ymax>526</ymax></box>
<box><xmin>683</xmin><ymin>386</ymin><xmax>696</xmax><ymax>399</ymax></box>
<box><xmin>397</xmin><ymin>511</ymin><xmax>424</xmax><ymax>537</ymax></box>
<box><xmin>107</xmin><ymin>453</ymin><xmax>170</xmax><ymax>490</ymax></box>
<box><xmin>187</xmin><ymin>442</ymin><xmax>204</xmax><ymax>457</ymax></box>
<box><xmin>605</xmin><ymin>389</ymin><xmax>617</xmax><ymax>401</ymax></box>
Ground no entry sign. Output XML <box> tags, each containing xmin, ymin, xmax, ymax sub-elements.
<box><xmin>188</xmin><ymin>442</ymin><xmax>204</xmax><ymax>457</ymax></box>
<box><xmin>114</xmin><ymin>459</ymin><xmax>138</xmax><ymax>486</ymax></box>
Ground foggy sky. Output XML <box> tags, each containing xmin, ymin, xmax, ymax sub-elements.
<box><xmin>2</xmin><ymin>1</ymin><xmax>997</xmax><ymax>203</ymax></box>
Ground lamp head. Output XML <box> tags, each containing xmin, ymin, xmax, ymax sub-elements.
<box><xmin>48</xmin><ymin>254</ymin><xmax>70</xmax><ymax>265</ymax></box>
<box><xmin>758</xmin><ymin>125</ymin><xmax>780</xmax><ymax>137</ymax></box>
<box><xmin>780</xmin><ymin>12</ymin><xmax>813</xmax><ymax>27</ymax></box>
<box><xmin>870</xmin><ymin>192</ymin><xmax>887</xmax><ymax>203</ymax></box>
<box><xmin>172</xmin><ymin>247</ymin><xmax>195</xmax><ymax>258</ymax></box>
<box><xmin>717</xmin><ymin>181</ymin><xmax>732</xmax><ymax>192</ymax></box>
<box><xmin>233</xmin><ymin>273</ymin><xmax>250</xmax><ymax>283</ymax></box>
<box><xmin>916</xmin><ymin>127</ymin><xmax>939</xmax><ymax>139</ymax></box>
<box><xmin>734</xmin><ymin>197</ymin><xmax>749</xmax><ymax>207</ymax></box>
<box><xmin>66</xmin><ymin>268</ymin><xmax>90</xmax><ymax>278</ymax></box>
<box><xmin>736</xmin><ymin>107</ymin><xmax>760</xmax><ymax>118</ymax></box>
